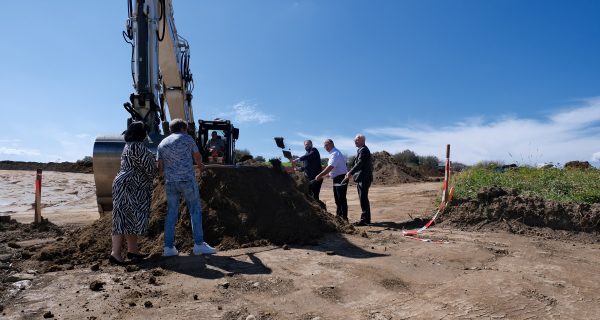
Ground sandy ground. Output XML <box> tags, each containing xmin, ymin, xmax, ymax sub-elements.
<box><xmin>0</xmin><ymin>170</ymin><xmax>98</xmax><ymax>225</ymax></box>
<box><xmin>2</xmin><ymin>171</ymin><xmax>600</xmax><ymax>319</ymax></box>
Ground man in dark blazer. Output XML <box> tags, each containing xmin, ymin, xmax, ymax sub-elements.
<box><xmin>296</xmin><ymin>140</ymin><xmax>323</xmax><ymax>200</ymax></box>
<box><xmin>346</xmin><ymin>134</ymin><xmax>373</xmax><ymax>226</ymax></box>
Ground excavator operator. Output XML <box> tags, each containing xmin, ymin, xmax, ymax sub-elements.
<box><xmin>206</xmin><ymin>131</ymin><xmax>225</xmax><ymax>156</ymax></box>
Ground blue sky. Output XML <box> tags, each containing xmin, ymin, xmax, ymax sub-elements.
<box><xmin>1</xmin><ymin>0</ymin><xmax>599</xmax><ymax>165</ymax></box>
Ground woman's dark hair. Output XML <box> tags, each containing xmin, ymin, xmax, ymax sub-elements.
<box><xmin>124</xmin><ymin>121</ymin><xmax>147</xmax><ymax>142</ymax></box>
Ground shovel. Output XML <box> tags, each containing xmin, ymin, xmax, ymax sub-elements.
<box><xmin>333</xmin><ymin>176</ymin><xmax>349</xmax><ymax>187</ymax></box>
<box><xmin>310</xmin><ymin>173</ymin><xmax>349</xmax><ymax>186</ymax></box>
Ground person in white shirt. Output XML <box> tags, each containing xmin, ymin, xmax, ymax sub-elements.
<box><xmin>315</xmin><ymin>139</ymin><xmax>349</xmax><ymax>221</ymax></box>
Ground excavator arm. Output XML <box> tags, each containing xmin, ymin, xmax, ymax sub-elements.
<box><xmin>93</xmin><ymin>0</ymin><xmax>195</xmax><ymax>213</ymax></box>
<box><xmin>123</xmin><ymin>0</ymin><xmax>195</xmax><ymax>134</ymax></box>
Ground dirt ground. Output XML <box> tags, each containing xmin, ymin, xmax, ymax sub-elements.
<box><xmin>2</xmin><ymin>170</ymin><xmax>600</xmax><ymax>319</ymax></box>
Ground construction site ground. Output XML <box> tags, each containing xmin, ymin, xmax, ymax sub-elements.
<box><xmin>1</xmin><ymin>170</ymin><xmax>600</xmax><ymax>319</ymax></box>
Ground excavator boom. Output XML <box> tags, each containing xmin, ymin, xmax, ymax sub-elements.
<box><xmin>93</xmin><ymin>0</ymin><xmax>194</xmax><ymax>213</ymax></box>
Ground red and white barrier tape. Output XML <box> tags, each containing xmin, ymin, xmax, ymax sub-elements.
<box><xmin>402</xmin><ymin>145</ymin><xmax>453</xmax><ymax>242</ymax></box>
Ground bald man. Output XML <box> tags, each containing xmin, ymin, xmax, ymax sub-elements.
<box><xmin>346</xmin><ymin>134</ymin><xmax>373</xmax><ymax>226</ymax></box>
<box><xmin>315</xmin><ymin>139</ymin><xmax>349</xmax><ymax>221</ymax></box>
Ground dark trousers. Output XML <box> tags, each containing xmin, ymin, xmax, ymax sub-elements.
<box><xmin>332</xmin><ymin>174</ymin><xmax>348</xmax><ymax>220</ymax></box>
<box><xmin>308</xmin><ymin>178</ymin><xmax>322</xmax><ymax>201</ymax></box>
<box><xmin>357</xmin><ymin>180</ymin><xmax>371</xmax><ymax>223</ymax></box>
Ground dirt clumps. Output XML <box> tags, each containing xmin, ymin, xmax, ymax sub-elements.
<box><xmin>314</xmin><ymin>285</ymin><xmax>342</xmax><ymax>302</ymax></box>
<box><xmin>89</xmin><ymin>280</ymin><xmax>105</xmax><ymax>291</ymax></box>
<box><xmin>441</xmin><ymin>186</ymin><xmax>600</xmax><ymax>236</ymax></box>
<box><xmin>225</xmin><ymin>275</ymin><xmax>295</xmax><ymax>296</ymax></box>
<box><xmin>372</xmin><ymin>151</ymin><xmax>423</xmax><ymax>185</ymax></box>
<box><xmin>0</xmin><ymin>219</ymin><xmax>63</xmax><ymax>241</ymax></box>
<box><xmin>380</xmin><ymin>278</ymin><xmax>409</xmax><ymax>291</ymax></box>
<box><xmin>34</xmin><ymin>166</ymin><xmax>348</xmax><ymax>266</ymax></box>
<box><xmin>0</xmin><ymin>219</ymin><xmax>67</xmax><ymax>298</ymax></box>
<box><xmin>0</xmin><ymin>160</ymin><xmax>93</xmax><ymax>173</ymax></box>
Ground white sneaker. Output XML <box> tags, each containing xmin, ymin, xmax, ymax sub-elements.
<box><xmin>193</xmin><ymin>242</ymin><xmax>216</xmax><ymax>255</ymax></box>
<box><xmin>164</xmin><ymin>246</ymin><xmax>179</xmax><ymax>257</ymax></box>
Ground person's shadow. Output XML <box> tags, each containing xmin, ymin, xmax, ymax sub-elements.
<box><xmin>138</xmin><ymin>250</ymin><xmax>273</xmax><ymax>279</ymax></box>
<box><xmin>136</xmin><ymin>231</ymin><xmax>389</xmax><ymax>279</ymax></box>
<box><xmin>367</xmin><ymin>218</ymin><xmax>432</xmax><ymax>234</ymax></box>
<box><xmin>292</xmin><ymin>232</ymin><xmax>389</xmax><ymax>259</ymax></box>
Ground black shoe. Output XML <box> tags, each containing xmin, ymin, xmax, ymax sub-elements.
<box><xmin>353</xmin><ymin>220</ymin><xmax>370</xmax><ymax>226</ymax></box>
<box><xmin>127</xmin><ymin>252</ymin><xmax>149</xmax><ymax>260</ymax></box>
<box><xmin>109</xmin><ymin>255</ymin><xmax>126</xmax><ymax>266</ymax></box>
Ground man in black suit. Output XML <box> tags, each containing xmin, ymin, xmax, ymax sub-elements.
<box><xmin>295</xmin><ymin>140</ymin><xmax>323</xmax><ymax>200</ymax></box>
<box><xmin>346</xmin><ymin>134</ymin><xmax>373</xmax><ymax>226</ymax></box>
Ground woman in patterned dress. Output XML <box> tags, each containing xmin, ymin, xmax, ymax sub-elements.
<box><xmin>110</xmin><ymin>121</ymin><xmax>157</xmax><ymax>264</ymax></box>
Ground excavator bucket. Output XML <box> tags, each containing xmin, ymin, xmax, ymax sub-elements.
<box><xmin>93</xmin><ymin>134</ymin><xmax>160</xmax><ymax>214</ymax></box>
<box><xmin>93</xmin><ymin>135</ymin><xmax>125</xmax><ymax>214</ymax></box>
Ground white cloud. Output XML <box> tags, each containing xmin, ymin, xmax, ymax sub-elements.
<box><xmin>0</xmin><ymin>139</ymin><xmax>21</xmax><ymax>144</ymax></box>
<box><xmin>293</xmin><ymin>133</ymin><xmax>357</xmax><ymax>153</ymax></box>
<box><xmin>0</xmin><ymin>126</ymin><xmax>96</xmax><ymax>162</ymax></box>
<box><xmin>294</xmin><ymin>98</ymin><xmax>600</xmax><ymax>165</ymax></box>
<box><xmin>549</xmin><ymin>97</ymin><xmax>600</xmax><ymax>126</ymax></box>
<box><xmin>0</xmin><ymin>147</ymin><xmax>41</xmax><ymax>156</ymax></box>
<box><xmin>217</xmin><ymin>101</ymin><xmax>275</xmax><ymax>124</ymax></box>
<box><xmin>75</xmin><ymin>133</ymin><xmax>91</xmax><ymax>139</ymax></box>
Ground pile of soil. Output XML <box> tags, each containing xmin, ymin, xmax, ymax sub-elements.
<box><xmin>35</xmin><ymin>166</ymin><xmax>349</xmax><ymax>266</ymax></box>
<box><xmin>371</xmin><ymin>151</ymin><xmax>423</xmax><ymax>185</ymax></box>
<box><xmin>236</xmin><ymin>159</ymin><xmax>268</xmax><ymax>167</ymax></box>
<box><xmin>440</xmin><ymin>187</ymin><xmax>600</xmax><ymax>236</ymax></box>
<box><xmin>0</xmin><ymin>160</ymin><xmax>93</xmax><ymax>173</ymax></box>
<box><xmin>0</xmin><ymin>219</ymin><xmax>64</xmax><ymax>243</ymax></box>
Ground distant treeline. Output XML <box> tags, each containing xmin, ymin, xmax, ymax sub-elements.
<box><xmin>236</xmin><ymin>148</ymin><xmax>468</xmax><ymax>175</ymax></box>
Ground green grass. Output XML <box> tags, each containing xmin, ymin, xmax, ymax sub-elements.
<box><xmin>451</xmin><ymin>166</ymin><xmax>600</xmax><ymax>204</ymax></box>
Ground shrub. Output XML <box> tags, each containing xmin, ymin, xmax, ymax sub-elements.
<box><xmin>76</xmin><ymin>156</ymin><xmax>93</xmax><ymax>166</ymax></box>
<box><xmin>234</xmin><ymin>149</ymin><xmax>252</xmax><ymax>163</ymax></box>
<box><xmin>393</xmin><ymin>149</ymin><xmax>419</xmax><ymax>166</ymax></box>
<box><xmin>347</xmin><ymin>155</ymin><xmax>356</xmax><ymax>168</ymax></box>
<box><xmin>269</xmin><ymin>158</ymin><xmax>282</xmax><ymax>171</ymax></box>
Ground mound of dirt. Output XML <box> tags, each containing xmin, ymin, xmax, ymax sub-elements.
<box><xmin>0</xmin><ymin>219</ymin><xmax>64</xmax><ymax>242</ymax></box>
<box><xmin>441</xmin><ymin>187</ymin><xmax>600</xmax><ymax>235</ymax></box>
<box><xmin>372</xmin><ymin>151</ymin><xmax>423</xmax><ymax>185</ymax></box>
<box><xmin>35</xmin><ymin>166</ymin><xmax>349</xmax><ymax>265</ymax></box>
<box><xmin>0</xmin><ymin>160</ymin><xmax>93</xmax><ymax>173</ymax></box>
<box><xmin>236</xmin><ymin>159</ymin><xmax>268</xmax><ymax>167</ymax></box>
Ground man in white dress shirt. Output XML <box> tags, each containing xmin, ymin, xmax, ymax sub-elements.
<box><xmin>315</xmin><ymin>139</ymin><xmax>348</xmax><ymax>222</ymax></box>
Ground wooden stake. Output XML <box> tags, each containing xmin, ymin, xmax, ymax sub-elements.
<box><xmin>34</xmin><ymin>169</ymin><xmax>42</xmax><ymax>223</ymax></box>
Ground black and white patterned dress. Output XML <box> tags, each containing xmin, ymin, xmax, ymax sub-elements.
<box><xmin>112</xmin><ymin>142</ymin><xmax>157</xmax><ymax>235</ymax></box>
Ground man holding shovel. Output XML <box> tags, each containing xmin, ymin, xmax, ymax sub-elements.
<box><xmin>315</xmin><ymin>139</ymin><xmax>348</xmax><ymax>222</ymax></box>
<box><xmin>294</xmin><ymin>140</ymin><xmax>323</xmax><ymax>200</ymax></box>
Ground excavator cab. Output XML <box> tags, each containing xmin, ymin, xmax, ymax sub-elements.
<box><xmin>197</xmin><ymin>120</ymin><xmax>239</xmax><ymax>165</ymax></box>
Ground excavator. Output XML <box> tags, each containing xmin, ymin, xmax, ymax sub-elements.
<box><xmin>93</xmin><ymin>0</ymin><xmax>238</xmax><ymax>213</ymax></box>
